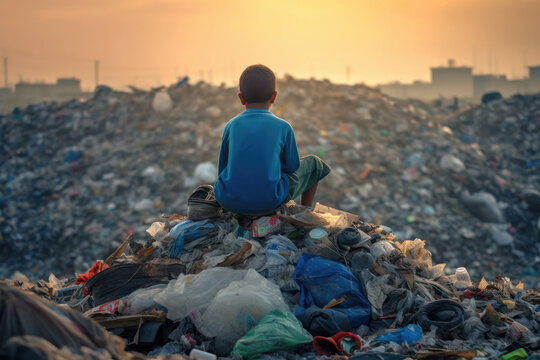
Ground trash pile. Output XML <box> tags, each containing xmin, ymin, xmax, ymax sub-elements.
<box><xmin>1</xmin><ymin>201</ymin><xmax>539</xmax><ymax>359</ymax></box>
<box><xmin>0</xmin><ymin>76</ymin><xmax>539</xmax><ymax>290</ymax></box>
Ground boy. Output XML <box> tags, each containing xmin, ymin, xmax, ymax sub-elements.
<box><xmin>214</xmin><ymin>64</ymin><xmax>330</xmax><ymax>215</ymax></box>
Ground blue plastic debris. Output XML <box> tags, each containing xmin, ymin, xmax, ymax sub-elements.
<box><xmin>64</xmin><ymin>149</ymin><xmax>82</xmax><ymax>163</ymax></box>
<box><xmin>168</xmin><ymin>219</ymin><xmax>215</xmax><ymax>257</ymax></box>
<box><xmin>374</xmin><ymin>324</ymin><xmax>423</xmax><ymax>345</ymax></box>
<box><xmin>294</xmin><ymin>253</ymin><xmax>371</xmax><ymax>327</ymax></box>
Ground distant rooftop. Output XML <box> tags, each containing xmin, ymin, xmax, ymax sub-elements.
<box><xmin>431</xmin><ymin>58</ymin><xmax>472</xmax><ymax>70</ymax></box>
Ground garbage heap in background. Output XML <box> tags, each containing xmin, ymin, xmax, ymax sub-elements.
<box><xmin>0</xmin><ymin>76</ymin><xmax>539</xmax><ymax>289</ymax></box>
<box><xmin>1</xmin><ymin>202</ymin><xmax>539</xmax><ymax>359</ymax></box>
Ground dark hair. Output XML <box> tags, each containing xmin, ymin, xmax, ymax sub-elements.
<box><xmin>239</xmin><ymin>64</ymin><xmax>276</xmax><ymax>103</ymax></box>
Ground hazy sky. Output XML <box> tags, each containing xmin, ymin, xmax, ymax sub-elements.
<box><xmin>1</xmin><ymin>0</ymin><xmax>539</xmax><ymax>90</ymax></box>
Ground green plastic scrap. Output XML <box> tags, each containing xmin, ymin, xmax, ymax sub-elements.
<box><xmin>406</xmin><ymin>215</ymin><xmax>416</xmax><ymax>223</ymax></box>
<box><xmin>501</xmin><ymin>348</ymin><xmax>528</xmax><ymax>360</ymax></box>
<box><xmin>233</xmin><ymin>309</ymin><xmax>313</xmax><ymax>359</ymax></box>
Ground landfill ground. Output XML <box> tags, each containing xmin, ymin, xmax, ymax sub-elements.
<box><xmin>1</xmin><ymin>77</ymin><xmax>539</xmax><ymax>287</ymax></box>
<box><xmin>0</xmin><ymin>77</ymin><xmax>539</xmax><ymax>359</ymax></box>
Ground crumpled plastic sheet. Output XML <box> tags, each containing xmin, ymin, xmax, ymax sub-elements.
<box><xmin>199</xmin><ymin>270</ymin><xmax>289</xmax><ymax>343</ymax></box>
<box><xmin>154</xmin><ymin>267</ymin><xmax>249</xmax><ymax>322</ymax></box>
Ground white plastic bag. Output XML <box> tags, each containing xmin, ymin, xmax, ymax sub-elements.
<box><xmin>126</xmin><ymin>284</ymin><xmax>166</xmax><ymax>315</ymax></box>
<box><xmin>259</xmin><ymin>235</ymin><xmax>299</xmax><ymax>291</ymax></box>
<box><xmin>194</xmin><ymin>162</ymin><xmax>218</xmax><ymax>183</ymax></box>
<box><xmin>154</xmin><ymin>267</ymin><xmax>249</xmax><ymax>321</ymax></box>
<box><xmin>261</xmin><ymin>235</ymin><xmax>297</xmax><ymax>269</ymax></box>
<box><xmin>439</xmin><ymin>154</ymin><xmax>465</xmax><ymax>172</ymax></box>
<box><xmin>199</xmin><ymin>269</ymin><xmax>288</xmax><ymax>343</ymax></box>
<box><xmin>152</xmin><ymin>90</ymin><xmax>173</xmax><ymax>113</ymax></box>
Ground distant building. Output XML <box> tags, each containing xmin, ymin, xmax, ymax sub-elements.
<box><xmin>15</xmin><ymin>77</ymin><xmax>81</xmax><ymax>97</ymax></box>
<box><xmin>431</xmin><ymin>59</ymin><xmax>473</xmax><ymax>98</ymax></box>
<box><xmin>473</xmin><ymin>74</ymin><xmax>508</xmax><ymax>97</ymax></box>
<box><xmin>0</xmin><ymin>87</ymin><xmax>11</xmax><ymax>96</ymax></box>
<box><xmin>505</xmin><ymin>78</ymin><xmax>529</xmax><ymax>96</ymax></box>
<box><xmin>377</xmin><ymin>59</ymin><xmax>540</xmax><ymax>100</ymax></box>
<box><xmin>378</xmin><ymin>81</ymin><xmax>432</xmax><ymax>99</ymax></box>
<box><xmin>1</xmin><ymin>77</ymin><xmax>90</xmax><ymax>114</ymax></box>
<box><xmin>529</xmin><ymin>66</ymin><xmax>540</xmax><ymax>90</ymax></box>
<box><xmin>56</xmin><ymin>78</ymin><xmax>81</xmax><ymax>93</ymax></box>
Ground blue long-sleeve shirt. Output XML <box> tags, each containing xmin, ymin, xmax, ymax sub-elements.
<box><xmin>214</xmin><ymin>108</ymin><xmax>300</xmax><ymax>214</ymax></box>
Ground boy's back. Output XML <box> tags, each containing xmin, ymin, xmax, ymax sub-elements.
<box><xmin>214</xmin><ymin>108</ymin><xmax>299</xmax><ymax>214</ymax></box>
<box><xmin>214</xmin><ymin>64</ymin><xmax>330</xmax><ymax>215</ymax></box>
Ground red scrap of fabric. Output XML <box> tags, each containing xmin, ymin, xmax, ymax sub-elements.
<box><xmin>76</xmin><ymin>260</ymin><xmax>108</xmax><ymax>285</ymax></box>
<box><xmin>463</xmin><ymin>288</ymin><xmax>493</xmax><ymax>300</ymax></box>
<box><xmin>358</xmin><ymin>168</ymin><xmax>371</xmax><ymax>179</ymax></box>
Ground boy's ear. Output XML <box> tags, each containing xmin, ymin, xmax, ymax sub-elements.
<box><xmin>269</xmin><ymin>90</ymin><xmax>278</xmax><ymax>104</ymax></box>
<box><xmin>238</xmin><ymin>92</ymin><xmax>247</xmax><ymax>105</ymax></box>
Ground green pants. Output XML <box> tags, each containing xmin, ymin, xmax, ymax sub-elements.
<box><xmin>286</xmin><ymin>155</ymin><xmax>331</xmax><ymax>202</ymax></box>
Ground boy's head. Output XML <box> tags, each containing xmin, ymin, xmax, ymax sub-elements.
<box><xmin>238</xmin><ymin>64</ymin><xmax>277</xmax><ymax>108</ymax></box>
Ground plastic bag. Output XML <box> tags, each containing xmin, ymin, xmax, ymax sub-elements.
<box><xmin>193</xmin><ymin>162</ymin><xmax>218</xmax><ymax>183</ymax></box>
<box><xmin>460</xmin><ymin>191</ymin><xmax>504</xmax><ymax>223</ymax></box>
<box><xmin>154</xmin><ymin>268</ymin><xmax>249</xmax><ymax>321</ymax></box>
<box><xmin>259</xmin><ymin>235</ymin><xmax>299</xmax><ymax>291</ymax></box>
<box><xmin>233</xmin><ymin>309</ymin><xmax>313</xmax><ymax>359</ymax></box>
<box><xmin>199</xmin><ymin>269</ymin><xmax>288</xmax><ymax>343</ymax></box>
<box><xmin>294</xmin><ymin>253</ymin><xmax>371</xmax><ymax>327</ymax></box>
<box><xmin>261</xmin><ymin>235</ymin><xmax>297</xmax><ymax>269</ymax></box>
<box><xmin>126</xmin><ymin>284</ymin><xmax>166</xmax><ymax>315</ymax></box>
<box><xmin>168</xmin><ymin>219</ymin><xmax>216</xmax><ymax>257</ymax></box>
<box><xmin>152</xmin><ymin>90</ymin><xmax>173</xmax><ymax>113</ymax></box>
<box><xmin>439</xmin><ymin>154</ymin><xmax>465</xmax><ymax>172</ymax></box>
<box><xmin>374</xmin><ymin>324</ymin><xmax>422</xmax><ymax>345</ymax></box>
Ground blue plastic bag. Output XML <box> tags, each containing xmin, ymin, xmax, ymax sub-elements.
<box><xmin>168</xmin><ymin>219</ymin><xmax>215</xmax><ymax>257</ymax></box>
<box><xmin>64</xmin><ymin>149</ymin><xmax>82</xmax><ymax>163</ymax></box>
<box><xmin>374</xmin><ymin>324</ymin><xmax>422</xmax><ymax>345</ymax></box>
<box><xmin>294</xmin><ymin>253</ymin><xmax>371</xmax><ymax>327</ymax></box>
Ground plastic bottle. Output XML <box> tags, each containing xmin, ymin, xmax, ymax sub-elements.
<box><xmin>189</xmin><ymin>349</ymin><xmax>217</xmax><ymax>360</ymax></box>
<box><xmin>374</xmin><ymin>324</ymin><xmax>423</xmax><ymax>345</ymax></box>
<box><xmin>454</xmin><ymin>267</ymin><xmax>471</xmax><ymax>290</ymax></box>
<box><xmin>309</xmin><ymin>227</ymin><xmax>328</xmax><ymax>241</ymax></box>
<box><xmin>306</xmin><ymin>227</ymin><xmax>330</xmax><ymax>247</ymax></box>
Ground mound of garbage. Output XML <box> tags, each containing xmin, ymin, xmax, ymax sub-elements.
<box><xmin>1</xmin><ymin>202</ymin><xmax>539</xmax><ymax>359</ymax></box>
<box><xmin>0</xmin><ymin>77</ymin><xmax>539</xmax><ymax>290</ymax></box>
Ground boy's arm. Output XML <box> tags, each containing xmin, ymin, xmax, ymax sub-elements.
<box><xmin>281</xmin><ymin>126</ymin><xmax>300</xmax><ymax>174</ymax></box>
<box><xmin>218</xmin><ymin>126</ymin><xmax>230</xmax><ymax>173</ymax></box>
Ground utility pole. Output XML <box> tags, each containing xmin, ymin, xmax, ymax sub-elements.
<box><xmin>94</xmin><ymin>60</ymin><xmax>99</xmax><ymax>88</ymax></box>
<box><xmin>523</xmin><ymin>49</ymin><xmax>527</xmax><ymax>78</ymax></box>
<box><xmin>3</xmin><ymin>57</ymin><xmax>7</xmax><ymax>88</ymax></box>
